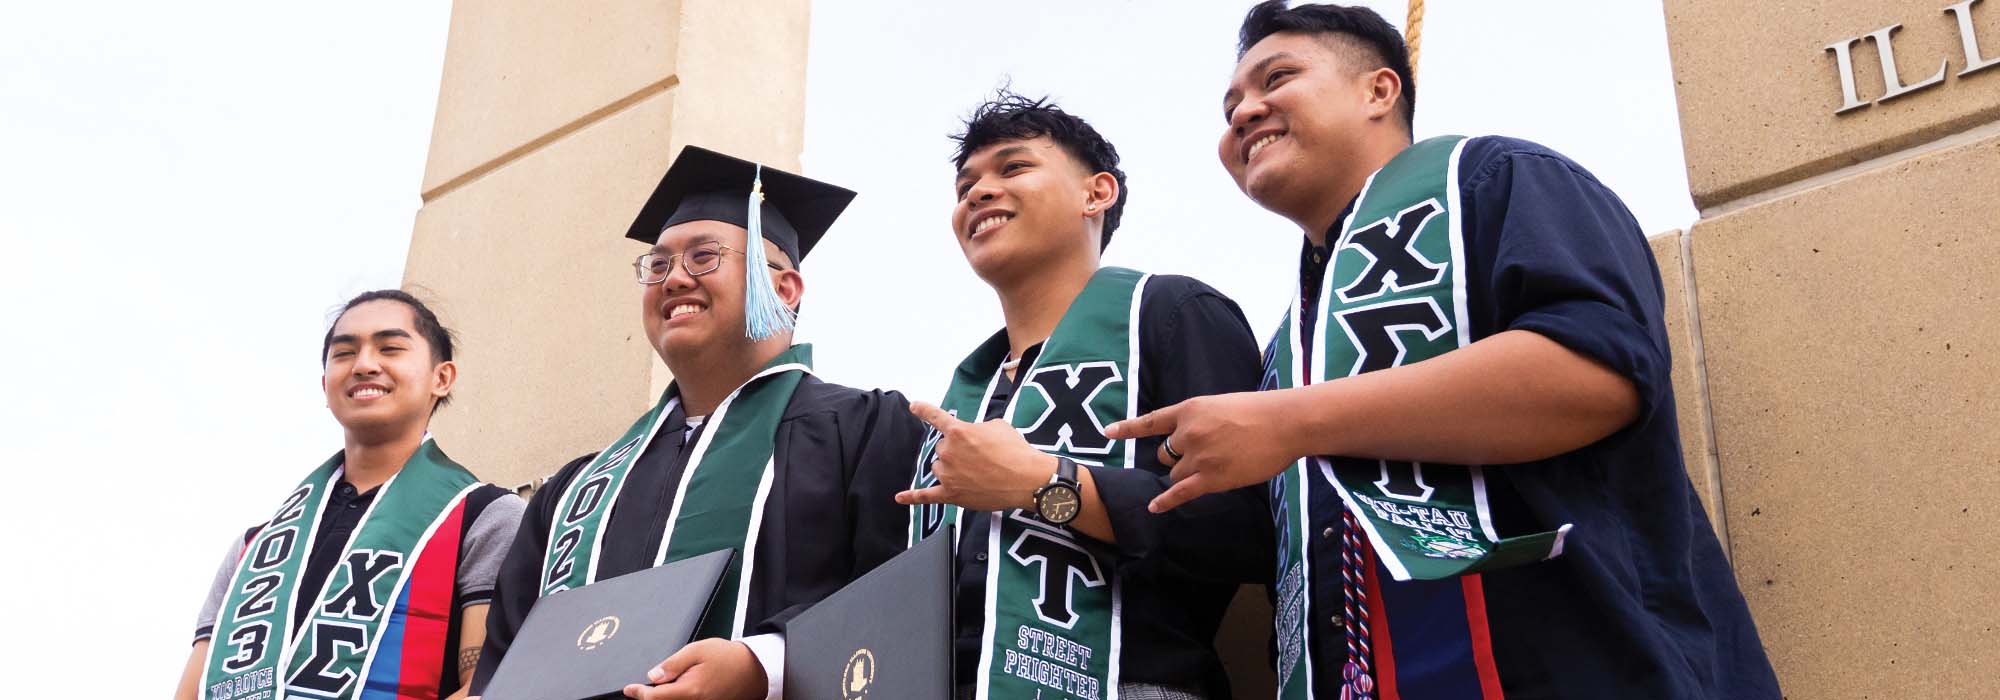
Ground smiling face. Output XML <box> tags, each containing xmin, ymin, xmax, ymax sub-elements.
<box><xmin>951</xmin><ymin>136</ymin><xmax>1114</xmax><ymax>285</ymax></box>
<box><xmin>640</xmin><ymin>220</ymin><xmax>801</xmax><ymax>366</ymax></box>
<box><xmin>321</xmin><ymin>300</ymin><xmax>453</xmax><ymax>437</ymax></box>
<box><xmin>1219</xmin><ymin>32</ymin><xmax>1405</xmax><ymax>226</ymax></box>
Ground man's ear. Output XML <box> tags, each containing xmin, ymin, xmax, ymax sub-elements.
<box><xmin>761</xmin><ymin>240</ymin><xmax>806</xmax><ymax>311</ymax></box>
<box><xmin>1365</xmin><ymin>66</ymin><xmax>1403</xmax><ymax>123</ymax></box>
<box><xmin>431</xmin><ymin>360</ymin><xmax>458</xmax><ymax>401</ymax></box>
<box><xmin>774</xmin><ymin>268</ymin><xmax>805</xmax><ymax>310</ymax></box>
<box><xmin>1084</xmin><ymin>171</ymin><xmax>1119</xmax><ymax>218</ymax></box>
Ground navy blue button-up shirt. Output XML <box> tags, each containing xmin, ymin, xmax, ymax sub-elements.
<box><xmin>1293</xmin><ymin>136</ymin><xmax>1779</xmax><ymax>700</ymax></box>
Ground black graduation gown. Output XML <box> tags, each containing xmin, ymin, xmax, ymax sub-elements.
<box><xmin>469</xmin><ymin>376</ymin><xmax>925</xmax><ymax>693</ymax></box>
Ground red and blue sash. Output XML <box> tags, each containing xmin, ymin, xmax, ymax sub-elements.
<box><xmin>202</xmin><ymin>440</ymin><xmax>478</xmax><ymax>700</ymax></box>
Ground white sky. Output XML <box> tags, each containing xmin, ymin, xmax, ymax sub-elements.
<box><xmin>0</xmin><ymin>1</ymin><xmax>1688</xmax><ymax>693</ymax></box>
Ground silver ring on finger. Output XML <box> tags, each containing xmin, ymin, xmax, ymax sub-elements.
<box><xmin>1163</xmin><ymin>436</ymin><xmax>1185</xmax><ymax>462</ymax></box>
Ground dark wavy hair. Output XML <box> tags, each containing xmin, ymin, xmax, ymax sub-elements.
<box><xmin>321</xmin><ymin>289</ymin><xmax>457</xmax><ymax>409</ymax></box>
<box><xmin>1238</xmin><ymin>1</ymin><xmax>1416</xmax><ymax>133</ymax></box>
<box><xmin>950</xmin><ymin>90</ymin><xmax>1128</xmax><ymax>250</ymax></box>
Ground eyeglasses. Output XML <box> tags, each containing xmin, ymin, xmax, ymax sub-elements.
<box><xmin>632</xmin><ymin>243</ymin><xmax>784</xmax><ymax>285</ymax></box>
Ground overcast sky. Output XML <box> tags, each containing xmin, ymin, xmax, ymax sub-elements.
<box><xmin>0</xmin><ymin>1</ymin><xmax>1688</xmax><ymax>693</ymax></box>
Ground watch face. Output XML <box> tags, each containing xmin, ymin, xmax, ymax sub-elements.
<box><xmin>1037</xmin><ymin>485</ymin><xmax>1081</xmax><ymax>524</ymax></box>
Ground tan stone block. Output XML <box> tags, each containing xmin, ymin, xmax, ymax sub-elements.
<box><xmin>404</xmin><ymin>89</ymin><xmax>677</xmax><ymax>488</ymax></box>
<box><xmin>1692</xmin><ymin>133</ymin><xmax>2000</xmax><ymax>698</ymax></box>
<box><xmin>1648</xmin><ymin>230</ymin><xmax>1726</xmax><ymax>545</ymax></box>
<box><xmin>1666</xmin><ymin>0</ymin><xmax>2000</xmax><ymax>207</ymax></box>
<box><xmin>660</xmin><ymin>0</ymin><xmax>811</xmax><ymax>169</ymax></box>
<box><xmin>422</xmin><ymin>0</ymin><xmax>683</xmax><ymax>198</ymax></box>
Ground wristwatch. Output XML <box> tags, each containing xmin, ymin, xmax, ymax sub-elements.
<box><xmin>1033</xmin><ymin>456</ymin><xmax>1083</xmax><ymax>525</ymax></box>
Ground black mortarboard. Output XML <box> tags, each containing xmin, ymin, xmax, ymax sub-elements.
<box><xmin>624</xmin><ymin>146</ymin><xmax>856</xmax><ymax>267</ymax></box>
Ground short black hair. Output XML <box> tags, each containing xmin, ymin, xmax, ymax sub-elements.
<box><xmin>321</xmin><ymin>289</ymin><xmax>457</xmax><ymax>410</ymax></box>
<box><xmin>951</xmin><ymin>90</ymin><xmax>1128</xmax><ymax>250</ymax></box>
<box><xmin>1238</xmin><ymin>1</ymin><xmax>1416</xmax><ymax>133</ymax></box>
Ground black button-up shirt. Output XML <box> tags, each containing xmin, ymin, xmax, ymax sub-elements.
<box><xmin>951</xmin><ymin>274</ymin><xmax>1271</xmax><ymax>698</ymax></box>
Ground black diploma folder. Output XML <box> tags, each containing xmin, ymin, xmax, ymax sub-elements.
<box><xmin>483</xmin><ymin>548</ymin><xmax>734</xmax><ymax>700</ymax></box>
<box><xmin>785</xmin><ymin>534</ymin><xmax>954</xmax><ymax>700</ymax></box>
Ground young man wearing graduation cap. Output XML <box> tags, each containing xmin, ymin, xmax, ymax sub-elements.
<box><xmin>467</xmin><ymin>147</ymin><xmax>925</xmax><ymax>700</ymax></box>
<box><xmin>1106</xmin><ymin>3</ymin><xmax>1779</xmax><ymax>699</ymax></box>
<box><xmin>898</xmin><ymin>93</ymin><xmax>1271</xmax><ymax>700</ymax></box>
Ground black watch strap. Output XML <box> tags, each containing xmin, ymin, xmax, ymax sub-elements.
<box><xmin>1033</xmin><ymin>456</ymin><xmax>1084</xmax><ymax>526</ymax></box>
<box><xmin>1053</xmin><ymin>455</ymin><xmax>1079</xmax><ymax>486</ymax></box>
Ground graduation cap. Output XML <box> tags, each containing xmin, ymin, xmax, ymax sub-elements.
<box><xmin>626</xmin><ymin>146</ymin><xmax>857</xmax><ymax>341</ymax></box>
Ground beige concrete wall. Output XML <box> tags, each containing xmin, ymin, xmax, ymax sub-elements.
<box><xmin>1649</xmin><ymin>230</ymin><xmax>1727</xmax><ymax>545</ymax></box>
<box><xmin>404</xmin><ymin>0</ymin><xmax>812</xmax><ymax>488</ymax></box>
<box><xmin>1693</xmin><ymin>133</ymin><xmax>2000</xmax><ymax>698</ymax></box>
<box><xmin>419</xmin><ymin>0</ymin><xmax>686</xmax><ymax>202</ymax></box>
<box><xmin>1666</xmin><ymin>1</ymin><xmax>2000</xmax><ymax>696</ymax></box>
<box><xmin>1665</xmin><ymin>0</ymin><xmax>2000</xmax><ymax>208</ymax></box>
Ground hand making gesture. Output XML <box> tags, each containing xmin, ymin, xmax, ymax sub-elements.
<box><xmin>897</xmin><ymin>401</ymin><xmax>1118</xmax><ymax>543</ymax></box>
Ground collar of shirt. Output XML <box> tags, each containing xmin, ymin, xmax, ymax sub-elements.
<box><xmin>986</xmin><ymin>342</ymin><xmax>1045</xmax><ymax>421</ymax></box>
<box><xmin>1298</xmin><ymin>199</ymin><xmax>1353</xmax><ymax>361</ymax></box>
<box><xmin>330</xmin><ymin>480</ymin><xmax>379</xmax><ymax>510</ymax></box>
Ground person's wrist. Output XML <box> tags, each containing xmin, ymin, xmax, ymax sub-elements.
<box><xmin>1271</xmin><ymin>389</ymin><xmax>1318</xmax><ymax>460</ymax></box>
<box><xmin>730</xmin><ymin>641</ymin><xmax>769</xmax><ymax>695</ymax></box>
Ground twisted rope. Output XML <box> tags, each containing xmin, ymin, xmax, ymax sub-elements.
<box><xmin>1405</xmin><ymin>0</ymin><xmax>1425</xmax><ymax>77</ymax></box>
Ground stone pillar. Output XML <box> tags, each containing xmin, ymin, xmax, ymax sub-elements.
<box><xmin>1664</xmin><ymin>1</ymin><xmax>2000</xmax><ymax>696</ymax></box>
<box><xmin>401</xmin><ymin>0</ymin><xmax>812</xmax><ymax>488</ymax></box>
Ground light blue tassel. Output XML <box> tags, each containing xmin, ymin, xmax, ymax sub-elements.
<box><xmin>742</xmin><ymin>165</ymin><xmax>796</xmax><ymax>341</ymax></box>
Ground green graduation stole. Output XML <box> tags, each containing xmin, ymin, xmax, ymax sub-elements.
<box><xmin>1266</xmin><ymin>135</ymin><xmax>1573</xmax><ymax>697</ymax></box>
<box><xmin>540</xmin><ymin>344</ymin><xmax>811</xmax><ymax>639</ymax></box>
<box><xmin>910</xmin><ymin>267</ymin><xmax>1149</xmax><ymax>700</ymax></box>
<box><xmin>202</xmin><ymin>439</ymin><xmax>480</xmax><ymax>700</ymax></box>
